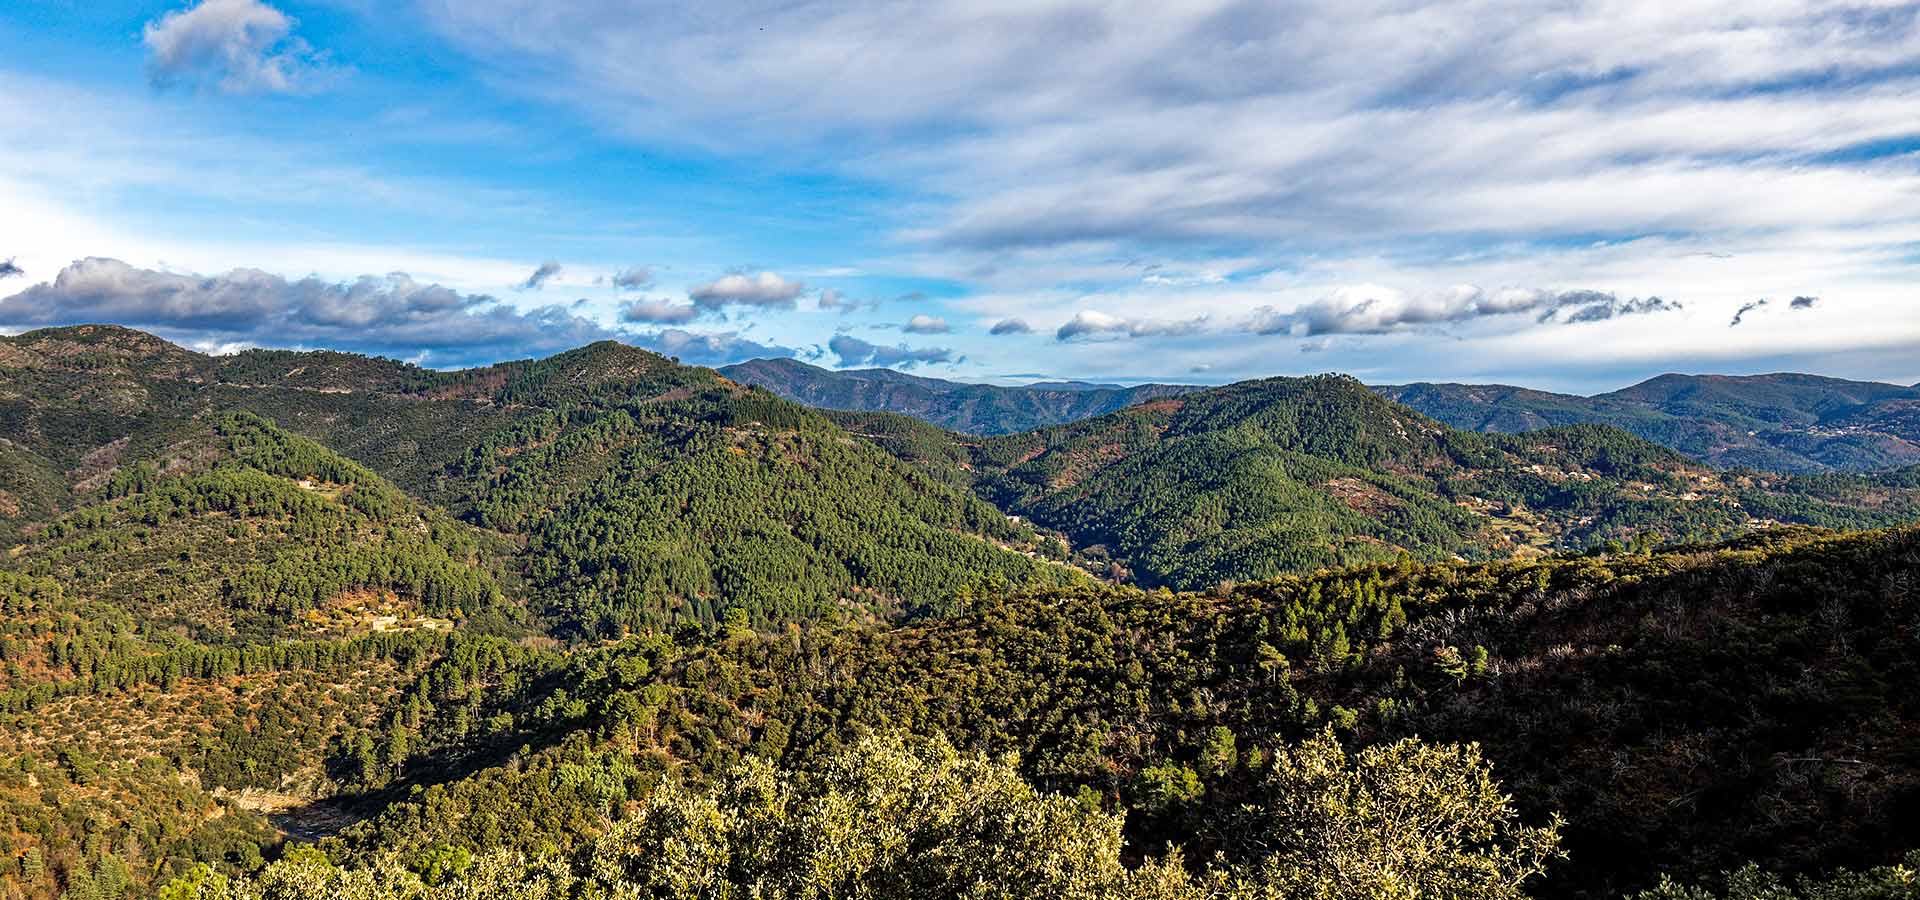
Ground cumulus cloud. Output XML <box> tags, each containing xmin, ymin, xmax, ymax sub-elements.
<box><xmin>1056</xmin><ymin>310</ymin><xmax>1207</xmax><ymax>342</ymax></box>
<box><xmin>828</xmin><ymin>334</ymin><xmax>956</xmax><ymax>368</ymax></box>
<box><xmin>0</xmin><ymin>259</ymin><xmax>21</xmax><ymax>280</ymax></box>
<box><xmin>1730</xmin><ymin>299</ymin><xmax>1768</xmax><ymax>327</ymax></box>
<box><xmin>0</xmin><ymin>257</ymin><xmax>618</xmax><ymax>366</ymax></box>
<box><xmin>988</xmin><ymin>318</ymin><xmax>1032</xmax><ymax>335</ymax></box>
<box><xmin>902</xmin><ymin>314</ymin><xmax>950</xmax><ymax>334</ymax></box>
<box><xmin>520</xmin><ymin>260</ymin><xmax>562</xmax><ymax>290</ymax></box>
<box><xmin>1791</xmin><ymin>295</ymin><xmax>1820</xmax><ymax>310</ymax></box>
<box><xmin>629</xmin><ymin>328</ymin><xmax>796</xmax><ymax>365</ymax></box>
<box><xmin>618</xmin><ymin>297</ymin><xmax>699</xmax><ymax>325</ymax></box>
<box><xmin>1246</xmin><ymin>285</ymin><xmax>1684</xmax><ymax>336</ymax></box>
<box><xmin>689</xmin><ymin>271</ymin><xmax>805</xmax><ymax>311</ymax></box>
<box><xmin>143</xmin><ymin>0</ymin><xmax>331</xmax><ymax>94</ymax></box>
<box><xmin>610</xmin><ymin>266</ymin><xmax>653</xmax><ymax>290</ymax></box>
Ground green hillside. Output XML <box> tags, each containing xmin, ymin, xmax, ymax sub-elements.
<box><xmin>0</xmin><ymin>327</ymin><xmax>1083</xmax><ymax>636</ymax></box>
<box><xmin>1382</xmin><ymin>373</ymin><xmax>1920</xmax><ymax>473</ymax></box>
<box><xmin>203</xmin><ymin>525</ymin><xmax>1920</xmax><ymax>900</ymax></box>
<box><xmin>949</xmin><ymin>375</ymin><xmax>1920</xmax><ymax>588</ymax></box>
<box><xmin>1</xmin><ymin>411</ymin><xmax>518</xmax><ymax>645</ymax></box>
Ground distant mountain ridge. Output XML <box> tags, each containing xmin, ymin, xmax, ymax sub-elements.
<box><xmin>6</xmin><ymin>325</ymin><xmax>1917</xmax><ymax>601</ymax></box>
<box><xmin>847</xmin><ymin>374</ymin><xmax>1920</xmax><ymax>589</ymax></box>
<box><xmin>1381</xmin><ymin>372</ymin><xmax>1920</xmax><ymax>472</ymax></box>
<box><xmin>723</xmin><ymin>356</ymin><xmax>1920</xmax><ymax>472</ymax></box>
<box><xmin>719</xmin><ymin>356</ymin><xmax>1203</xmax><ymax>435</ymax></box>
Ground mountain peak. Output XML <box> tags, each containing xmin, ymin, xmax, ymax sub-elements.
<box><xmin>0</xmin><ymin>324</ymin><xmax>206</xmax><ymax>377</ymax></box>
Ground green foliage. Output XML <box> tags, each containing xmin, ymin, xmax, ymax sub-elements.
<box><xmin>453</xmin><ymin>389</ymin><xmax>1083</xmax><ymax>634</ymax></box>
<box><xmin>324</xmin><ymin>525</ymin><xmax>1920</xmax><ymax>900</ymax></box>
<box><xmin>156</xmin><ymin>732</ymin><xmax>1558</xmax><ymax>900</ymax></box>
<box><xmin>1224</xmin><ymin>730</ymin><xmax>1563</xmax><ymax>900</ymax></box>
<box><xmin>1631</xmin><ymin>852</ymin><xmax>1920</xmax><ymax>900</ymax></box>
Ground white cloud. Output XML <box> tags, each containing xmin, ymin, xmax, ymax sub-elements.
<box><xmin>688</xmin><ymin>271</ymin><xmax>806</xmax><ymax>310</ymax></box>
<box><xmin>1249</xmin><ymin>284</ymin><xmax>1682</xmax><ymax>336</ymax></box>
<box><xmin>0</xmin><ymin>257</ymin><xmax>619</xmax><ymax>366</ymax></box>
<box><xmin>619</xmin><ymin>297</ymin><xmax>699</xmax><ymax>324</ymax></box>
<box><xmin>903</xmin><ymin>314</ymin><xmax>950</xmax><ymax>334</ymax></box>
<box><xmin>144</xmin><ymin>0</ymin><xmax>333</xmax><ymax>94</ymax></box>
<box><xmin>1056</xmin><ymin>309</ymin><xmax>1208</xmax><ymax>342</ymax></box>
<box><xmin>416</xmin><ymin>2</ymin><xmax>1920</xmax><ymax>248</ymax></box>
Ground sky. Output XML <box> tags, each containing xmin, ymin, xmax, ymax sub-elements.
<box><xmin>2</xmin><ymin>0</ymin><xmax>1918</xmax><ymax>392</ymax></box>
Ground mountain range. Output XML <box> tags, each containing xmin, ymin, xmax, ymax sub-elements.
<box><xmin>719</xmin><ymin>356</ymin><xmax>1203</xmax><ymax>435</ymax></box>
<box><xmin>1379</xmin><ymin>373</ymin><xmax>1920</xmax><ymax>473</ymax></box>
<box><xmin>721</xmin><ymin>355</ymin><xmax>1920</xmax><ymax>473</ymax></box>
<box><xmin>3</xmin><ymin>324</ymin><xmax>1919</xmax><ymax>900</ymax></box>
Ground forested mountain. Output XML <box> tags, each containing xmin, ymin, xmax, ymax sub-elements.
<box><xmin>848</xmin><ymin>374</ymin><xmax>1920</xmax><ymax>589</ymax></box>
<box><xmin>718</xmin><ymin>356</ymin><xmax>1202</xmax><ymax>435</ymax></box>
<box><xmin>22</xmin><ymin>524</ymin><xmax>1910</xmax><ymax>900</ymax></box>
<box><xmin>0</xmin><ymin>325</ymin><xmax>1079</xmax><ymax>636</ymax></box>
<box><xmin>3</xmin><ymin>325</ymin><xmax>1919</xmax><ymax>900</ymax></box>
<box><xmin>718</xmin><ymin>354</ymin><xmax>1920</xmax><ymax>474</ymax></box>
<box><xmin>1382</xmin><ymin>373</ymin><xmax>1920</xmax><ymax>473</ymax></box>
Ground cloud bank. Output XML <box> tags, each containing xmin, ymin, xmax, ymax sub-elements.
<box><xmin>0</xmin><ymin>257</ymin><xmax>620</xmax><ymax>366</ymax></box>
<box><xmin>1247</xmin><ymin>286</ymin><xmax>1684</xmax><ymax>337</ymax></box>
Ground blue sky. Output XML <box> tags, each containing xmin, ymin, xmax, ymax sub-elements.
<box><xmin>2</xmin><ymin>0</ymin><xmax>1918</xmax><ymax>391</ymax></box>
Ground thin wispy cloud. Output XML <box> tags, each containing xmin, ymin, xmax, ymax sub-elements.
<box><xmin>1056</xmin><ymin>310</ymin><xmax>1207</xmax><ymax>342</ymax></box>
<box><xmin>1244</xmin><ymin>286</ymin><xmax>1684</xmax><ymax>337</ymax></box>
<box><xmin>520</xmin><ymin>260</ymin><xmax>563</xmax><ymax>290</ymax></box>
<box><xmin>610</xmin><ymin>266</ymin><xmax>654</xmax><ymax>290</ymax></box>
<box><xmin>632</xmin><ymin>327</ymin><xmax>796</xmax><ymax>365</ymax></box>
